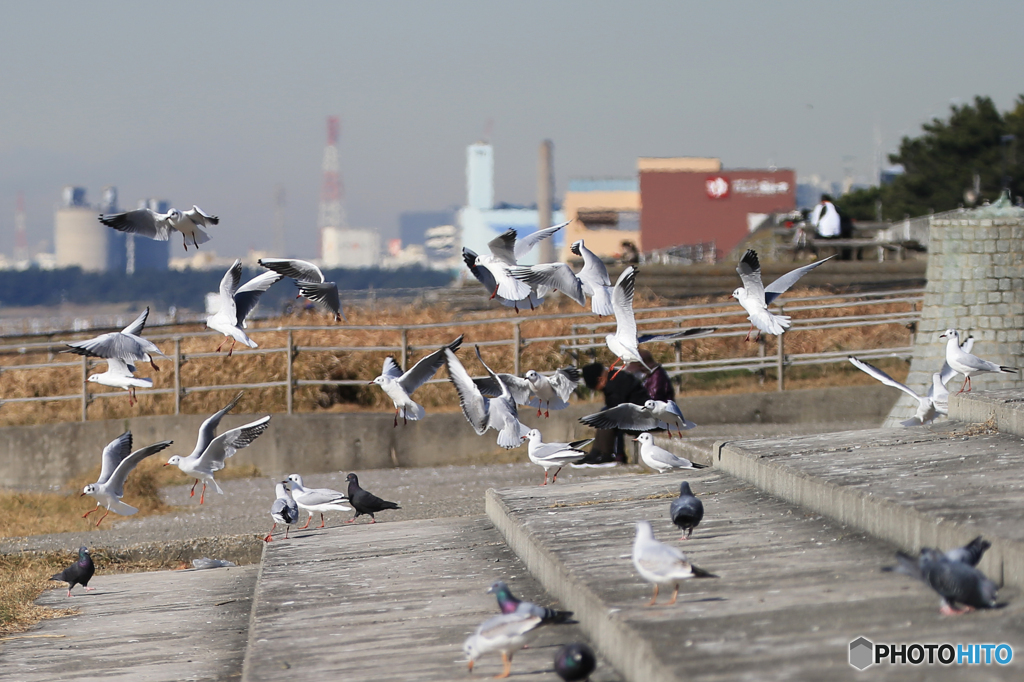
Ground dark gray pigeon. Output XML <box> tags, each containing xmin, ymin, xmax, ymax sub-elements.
<box><xmin>669</xmin><ymin>481</ymin><xmax>704</xmax><ymax>540</ymax></box>
<box><xmin>944</xmin><ymin>536</ymin><xmax>991</xmax><ymax>567</ymax></box>
<box><xmin>346</xmin><ymin>473</ymin><xmax>400</xmax><ymax>523</ymax></box>
<box><xmin>887</xmin><ymin>547</ymin><xmax>998</xmax><ymax>615</ymax></box>
<box><xmin>554</xmin><ymin>642</ymin><xmax>597</xmax><ymax>682</ymax></box>
<box><xmin>488</xmin><ymin>580</ymin><xmax>576</xmax><ymax>624</ymax></box>
<box><xmin>50</xmin><ymin>546</ymin><xmax>95</xmax><ymax>597</ymax></box>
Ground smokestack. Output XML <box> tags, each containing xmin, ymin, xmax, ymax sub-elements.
<box><xmin>537</xmin><ymin>139</ymin><xmax>555</xmax><ymax>263</ymax></box>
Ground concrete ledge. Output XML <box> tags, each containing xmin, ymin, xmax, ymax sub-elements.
<box><xmin>951</xmin><ymin>388</ymin><xmax>1024</xmax><ymax>438</ymax></box>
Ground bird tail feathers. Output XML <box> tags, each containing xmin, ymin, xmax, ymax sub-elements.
<box><xmin>999</xmin><ymin>366</ymin><xmax>1018</xmax><ymax>374</ymax></box>
<box><xmin>401</xmin><ymin>402</ymin><xmax>426</xmax><ymax>421</ymax></box>
<box><xmin>690</xmin><ymin>564</ymin><xmax>718</xmax><ymax>578</ymax></box>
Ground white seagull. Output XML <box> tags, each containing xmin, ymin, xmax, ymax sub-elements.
<box><xmin>163</xmin><ymin>392</ymin><xmax>243</xmax><ymax>501</ymax></box>
<box><xmin>64</xmin><ymin>307</ymin><xmax>167</xmax><ymax>372</ymax></box>
<box><xmin>474</xmin><ymin>366</ymin><xmax>581</xmax><ymax>417</ymax></box>
<box><xmin>286</xmin><ymin>473</ymin><xmax>352</xmax><ymax>529</ymax></box>
<box><xmin>164</xmin><ymin>414</ymin><xmax>271</xmax><ymax>504</ymax></box>
<box><xmin>524</xmin><ymin>430</ymin><xmax>593</xmax><ymax>485</ymax></box>
<box><xmin>265</xmin><ymin>481</ymin><xmax>300</xmax><ymax>542</ymax></box>
<box><xmin>508</xmin><ymin>238</ymin><xmax>614</xmax><ymax>315</ymax></box>
<box><xmin>463</xmin><ymin>222</ymin><xmax>568</xmax><ymax>311</ymax></box>
<box><xmin>848</xmin><ymin>357</ymin><xmax>955</xmax><ymax>426</ymax></box>
<box><xmin>643</xmin><ymin>400</ymin><xmax>697</xmax><ymax>437</ymax></box>
<box><xmin>606</xmin><ymin>266</ymin><xmax>715</xmax><ymax>375</ymax></box>
<box><xmin>81</xmin><ymin>432</ymin><xmax>173</xmax><ymax>527</ymax></box>
<box><xmin>445</xmin><ymin>346</ymin><xmax>529</xmax><ymax>449</ymax></box>
<box><xmin>99</xmin><ymin>205</ymin><xmax>218</xmax><ymax>251</ymax></box>
<box><xmin>940</xmin><ymin>328</ymin><xmax>1018</xmax><ymax>393</ymax></box>
<box><xmin>206</xmin><ymin>260</ymin><xmax>283</xmax><ymax>355</ymax></box>
<box><xmin>87</xmin><ymin>357</ymin><xmax>152</xmax><ymax>406</ymax></box>
<box><xmin>258</xmin><ymin>258</ymin><xmax>346</xmax><ymax>322</ymax></box>
<box><xmin>463</xmin><ymin>611</ymin><xmax>545</xmax><ymax>678</ymax></box>
<box><xmin>571</xmin><ymin>238</ymin><xmax>614</xmax><ymax>316</ymax></box>
<box><xmin>579</xmin><ymin>403</ymin><xmax>679</xmax><ymax>434</ymax></box>
<box><xmin>732</xmin><ymin>249</ymin><xmax>833</xmax><ymax>340</ymax></box>
<box><xmin>632</xmin><ymin>520</ymin><xmax>717</xmax><ymax>606</ymax></box>
<box><xmin>371</xmin><ymin>335</ymin><xmax>464</xmax><ymax>426</ymax></box>
<box><xmin>634</xmin><ymin>433</ymin><xmax>706</xmax><ymax>473</ymax></box>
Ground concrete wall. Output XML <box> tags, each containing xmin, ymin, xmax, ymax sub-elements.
<box><xmin>1</xmin><ymin>384</ymin><xmax>896</xmax><ymax>490</ymax></box>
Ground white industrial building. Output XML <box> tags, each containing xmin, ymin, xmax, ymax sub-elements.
<box><xmin>54</xmin><ymin>187</ymin><xmax>109</xmax><ymax>272</ymax></box>
<box><xmin>321</xmin><ymin>227</ymin><xmax>380</xmax><ymax>268</ymax></box>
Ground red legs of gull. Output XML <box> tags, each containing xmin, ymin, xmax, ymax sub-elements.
<box><xmin>551</xmin><ymin>466</ymin><xmax>563</xmax><ymax>484</ymax></box>
<box><xmin>226</xmin><ymin>338</ymin><xmax>236</xmax><ymax>357</ymax></box>
<box><xmin>94</xmin><ymin>508</ymin><xmax>110</xmax><ymax>527</ymax></box>
<box><xmin>958</xmin><ymin>375</ymin><xmax>972</xmax><ymax>394</ymax></box>
<box><xmin>666</xmin><ymin>584</ymin><xmax>680</xmax><ymax>606</ymax></box>
<box><xmin>609</xmin><ymin>357</ymin><xmax>622</xmax><ymax>380</ymax></box>
<box><xmin>82</xmin><ymin>505</ymin><xmax>99</xmax><ymax>519</ymax></box>
<box><xmin>744</xmin><ymin>325</ymin><xmax>754</xmax><ymax>342</ymax></box>
<box><xmin>182</xmin><ymin>235</ymin><xmax>188</xmax><ymax>251</ymax></box>
<box><xmin>150</xmin><ymin>359</ymin><xmax>160</xmax><ymax>372</ymax></box>
<box><xmin>199</xmin><ymin>482</ymin><xmax>208</xmax><ymax>505</ymax></box>
<box><xmin>646</xmin><ymin>584</ymin><xmax>660</xmax><ymax>606</ymax></box>
<box><xmin>540</xmin><ymin>471</ymin><xmax>549</xmax><ymax>486</ymax></box>
<box><xmin>264</xmin><ymin>523</ymin><xmax>276</xmax><ymax>542</ymax></box>
<box><xmin>393</xmin><ymin>410</ymin><xmax>399</xmax><ymax>428</ymax></box>
<box><xmin>215</xmin><ymin>338</ymin><xmax>226</xmax><ymax>352</ymax></box>
<box><xmin>189</xmin><ymin>479</ymin><xmax>199</xmax><ymax>498</ymax></box>
<box><xmin>300</xmin><ymin>514</ymin><xmax>312</xmax><ymax>530</ymax></box>
<box><xmin>192</xmin><ymin>233</ymin><xmax>200</xmax><ymax>249</ymax></box>
<box><xmin>319</xmin><ymin>513</ymin><xmax>326</xmax><ymax>529</ymax></box>
<box><xmin>496</xmin><ymin>651</ymin><xmax>513</xmax><ymax>679</ymax></box>
<box><xmin>490</xmin><ymin>284</ymin><xmax>499</xmax><ymax>300</ymax></box>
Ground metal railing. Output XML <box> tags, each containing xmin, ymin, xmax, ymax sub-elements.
<box><xmin>0</xmin><ymin>288</ymin><xmax>923</xmax><ymax>420</ymax></box>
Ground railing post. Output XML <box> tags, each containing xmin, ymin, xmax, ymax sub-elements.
<box><xmin>776</xmin><ymin>330</ymin><xmax>785</xmax><ymax>392</ymax></box>
<box><xmin>286</xmin><ymin>329</ymin><xmax>294</xmax><ymax>415</ymax></box>
<box><xmin>513</xmin><ymin>323</ymin><xmax>522</xmax><ymax>376</ymax></box>
<box><xmin>80</xmin><ymin>355</ymin><xmax>89</xmax><ymax>421</ymax></box>
<box><xmin>174</xmin><ymin>338</ymin><xmax>182</xmax><ymax>415</ymax></box>
<box><xmin>400</xmin><ymin>328</ymin><xmax>408</xmax><ymax>371</ymax></box>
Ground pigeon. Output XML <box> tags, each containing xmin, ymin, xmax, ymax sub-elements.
<box><xmin>345</xmin><ymin>473</ymin><xmax>400</xmax><ymax>524</ymax></box>
<box><xmin>606</xmin><ymin>266</ymin><xmax>715</xmax><ymax>375</ymax></box>
<box><xmin>643</xmin><ymin>399</ymin><xmax>696</xmax><ymax>437</ymax></box>
<box><xmin>634</xmin><ymin>433</ymin><xmax>707</xmax><ymax>473</ymax></box>
<box><xmin>940</xmin><ymin>328</ymin><xmax>1018</xmax><ymax>393</ymax></box>
<box><xmin>370</xmin><ymin>334</ymin><xmax>464</xmax><ymax>427</ymax></box>
<box><xmin>445</xmin><ymin>346</ymin><xmax>530</xmax><ymax>449</ymax></box>
<box><xmin>632</xmin><ymin>520</ymin><xmax>717</xmax><ymax>606</ymax></box>
<box><xmin>554</xmin><ymin>643</ymin><xmax>597</xmax><ymax>682</ymax></box>
<box><xmin>524</xmin><ymin>430</ymin><xmax>593</xmax><ymax>485</ymax></box>
<box><xmin>206</xmin><ymin>259</ymin><xmax>283</xmax><ymax>355</ymax></box>
<box><xmin>81</xmin><ymin>432</ymin><xmax>173</xmax><ymax>527</ymax></box>
<box><xmin>732</xmin><ymin>249</ymin><xmax>833</xmax><ymax>340</ymax></box>
<box><xmin>86</xmin><ymin>357</ymin><xmax>152</xmax><ymax>406</ymax></box>
<box><xmin>944</xmin><ymin>536</ymin><xmax>991</xmax><ymax>567</ymax></box>
<box><xmin>888</xmin><ymin>547</ymin><xmax>998</xmax><ymax>615</ymax></box>
<box><xmin>286</xmin><ymin>473</ymin><xmax>352</xmax><ymax>529</ymax></box>
<box><xmin>579</xmin><ymin>403</ymin><xmax>674</xmax><ymax>434</ymax></box>
<box><xmin>99</xmin><ymin>205</ymin><xmax>218</xmax><ymax>251</ymax></box>
<box><xmin>487</xmin><ymin>580</ymin><xmax>576</xmax><ymax>624</ymax></box>
<box><xmin>474</xmin><ymin>366</ymin><xmax>581</xmax><ymax>418</ymax></box>
<box><xmin>63</xmin><ymin>307</ymin><xmax>167</xmax><ymax>372</ymax></box>
<box><xmin>258</xmin><ymin>258</ymin><xmax>346</xmax><ymax>322</ymax></box>
<box><xmin>462</xmin><ymin>222</ymin><xmax>568</xmax><ymax>311</ymax></box>
<box><xmin>265</xmin><ymin>481</ymin><xmax>300</xmax><ymax>542</ymax></box>
<box><xmin>463</xmin><ymin>611</ymin><xmax>546</xmax><ymax>679</ymax></box>
<box><xmin>669</xmin><ymin>481</ymin><xmax>704</xmax><ymax>540</ymax></box>
<box><xmin>50</xmin><ymin>547</ymin><xmax>95</xmax><ymax>598</ymax></box>
<box><xmin>164</xmin><ymin>414</ymin><xmax>271</xmax><ymax>504</ymax></box>
<box><xmin>847</xmin><ymin>356</ymin><xmax>959</xmax><ymax>426</ymax></box>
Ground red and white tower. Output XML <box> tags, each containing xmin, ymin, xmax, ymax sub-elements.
<box><xmin>14</xmin><ymin>191</ymin><xmax>28</xmax><ymax>263</ymax></box>
<box><xmin>317</xmin><ymin>116</ymin><xmax>347</xmax><ymax>260</ymax></box>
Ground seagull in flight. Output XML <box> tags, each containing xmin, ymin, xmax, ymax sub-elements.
<box><xmin>165</xmin><ymin>414</ymin><xmax>271</xmax><ymax>504</ymax></box>
<box><xmin>508</xmin><ymin>238</ymin><xmax>614</xmax><ymax>315</ymax></box>
<box><xmin>473</xmin><ymin>366</ymin><xmax>581</xmax><ymax>417</ymax></box>
<box><xmin>445</xmin><ymin>345</ymin><xmax>529</xmax><ymax>449</ymax></box>
<box><xmin>206</xmin><ymin>260</ymin><xmax>283</xmax><ymax>355</ymax></box>
<box><xmin>64</xmin><ymin>307</ymin><xmax>167</xmax><ymax>372</ymax></box>
<box><xmin>81</xmin><ymin>432</ymin><xmax>173</xmax><ymax>526</ymax></box>
<box><xmin>463</xmin><ymin>222</ymin><xmax>568</xmax><ymax>311</ymax></box>
<box><xmin>87</xmin><ymin>357</ymin><xmax>152</xmax><ymax>406</ymax></box>
<box><xmin>732</xmin><ymin>249</ymin><xmax>833</xmax><ymax>340</ymax></box>
<box><xmin>99</xmin><ymin>205</ymin><xmax>218</xmax><ymax>251</ymax></box>
<box><xmin>370</xmin><ymin>335</ymin><xmax>464</xmax><ymax>426</ymax></box>
<box><xmin>258</xmin><ymin>258</ymin><xmax>346</xmax><ymax>322</ymax></box>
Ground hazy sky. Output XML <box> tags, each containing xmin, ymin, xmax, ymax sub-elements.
<box><xmin>2</xmin><ymin>1</ymin><xmax>1023</xmax><ymax>258</ymax></box>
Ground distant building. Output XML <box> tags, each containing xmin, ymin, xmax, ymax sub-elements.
<box><xmin>55</xmin><ymin>186</ymin><xmax>109</xmax><ymax>272</ymax></box>
<box><xmin>107</xmin><ymin>196</ymin><xmax>170</xmax><ymax>273</ymax></box>
<box><xmin>399</xmin><ymin>209</ymin><xmax>457</xmax><ymax>246</ymax></box>
<box><xmin>560</xmin><ymin>178</ymin><xmax>640</xmax><ymax>261</ymax></box>
<box><xmin>321</xmin><ymin>227</ymin><xmax>380</xmax><ymax>268</ymax></box>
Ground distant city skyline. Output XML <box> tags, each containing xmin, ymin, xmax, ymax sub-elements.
<box><xmin>2</xmin><ymin>1</ymin><xmax>1023</xmax><ymax>260</ymax></box>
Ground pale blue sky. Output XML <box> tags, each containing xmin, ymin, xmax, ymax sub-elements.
<box><xmin>2</xmin><ymin>1</ymin><xmax>1023</xmax><ymax>258</ymax></box>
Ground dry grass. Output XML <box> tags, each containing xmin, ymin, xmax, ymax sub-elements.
<box><xmin>0</xmin><ymin>548</ymin><xmax>173</xmax><ymax>636</ymax></box>
<box><xmin>0</xmin><ymin>288</ymin><xmax>915</xmax><ymax>426</ymax></box>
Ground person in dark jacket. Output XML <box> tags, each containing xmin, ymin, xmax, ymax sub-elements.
<box><xmin>582</xmin><ymin>362</ymin><xmax>648</xmax><ymax>463</ymax></box>
<box><xmin>627</xmin><ymin>349</ymin><xmax>675</xmax><ymax>402</ymax></box>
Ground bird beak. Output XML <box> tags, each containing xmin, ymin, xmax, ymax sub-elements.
<box><xmin>367</xmin><ymin>380</ymin><xmax>375</xmax><ymax>385</ymax></box>
<box><xmin>79</xmin><ymin>491</ymin><xmax>86</xmax><ymax>496</ymax></box>
<box><xmin>162</xmin><ymin>462</ymin><xmax>171</xmax><ymax>466</ymax></box>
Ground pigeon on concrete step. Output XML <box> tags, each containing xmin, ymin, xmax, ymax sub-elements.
<box><xmin>886</xmin><ymin>547</ymin><xmax>998</xmax><ymax>615</ymax></box>
<box><xmin>554</xmin><ymin>642</ymin><xmax>597</xmax><ymax>682</ymax></box>
<box><xmin>345</xmin><ymin>473</ymin><xmax>400</xmax><ymax>524</ymax></box>
<box><xmin>632</xmin><ymin>520</ymin><xmax>717</xmax><ymax>606</ymax></box>
<box><xmin>50</xmin><ymin>546</ymin><xmax>95</xmax><ymax>597</ymax></box>
<box><xmin>487</xmin><ymin>580</ymin><xmax>576</xmax><ymax>624</ymax></box>
<box><xmin>669</xmin><ymin>481</ymin><xmax>704</xmax><ymax>540</ymax></box>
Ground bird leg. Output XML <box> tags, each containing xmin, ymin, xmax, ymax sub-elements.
<box><xmin>182</xmin><ymin>235</ymin><xmax>188</xmax><ymax>251</ymax></box>
<box><xmin>319</xmin><ymin>513</ymin><xmax>326</xmax><ymax>529</ymax></box>
<box><xmin>540</xmin><ymin>471</ymin><xmax>549</xmax><ymax>486</ymax></box>
<box><xmin>537</xmin><ymin>407</ymin><xmax>543</xmax><ymax>417</ymax></box>
<box><xmin>82</xmin><ymin>505</ymin><xmax>99</xmax><ymax>519</ymax></box>
<box><xmin>608</xmin><ymin>357</ymin><xmax>623</xmax><ymax>380</ymax></box>
<box><xmin>227</xmin><ymin>338</ymin><xmax>236</xmax><ymax>357</ymax></box>
<box><xmin>545</xmin><ymin>406</ymin><xmax>550</xmax><ymax>418</ymax></box>
<box><xmin>264</xmin><ymin>523</ymin><xmax>276</xmax><ymax>542</ymax></box>
<box><xmin>667</xmin><ymin>584</ymin><xmax>679</xmax><ymax>606</ymax></box>
<box><xmin>128</xmin><ymin>386</ymin><xmax>136</xmax><ymax>405</ymax></box>
<box><xmin>940</xmin><ymin>602</ymin><xmax>973</xmax><ymax>616</ymax></box>
<box><xmin>199</xmin><ymin>482</ymin><xmax>208</xmax><ymax>505</ymax></box>
<box><xmin>958</xmin><ymin>375</ymin><xmax>972</xmax><ymax>394</ymax></box>
<box><xmin>403</xmin><ymin>413</ymin><xmax>407</xmax><ymax>426</ymax></box>
<box><xmin>66</xmin><ymin>589</ymin><xmax>72</xmax><ymax>598</ymax></box>
<box><xmin>215</xmin><ymin>338</ymin><xmax>226</xmax><ymax>352</ymax></box>
<box><xmin>496</xmin><ymin>651</ymin><xmax>513</xmax><ymax>679</ymax></box>
<box><xmin>192</xmin><ymin>233</ymin><xmax>200</xmax><ymax>249</ymax></box>
<box><xmin>744</xmin><ymin>325</ymin><xmax>754</xmax><ymax>342</ymax></box>
<box><xmin>369</xmin><ymin>516</ymin><xmax>376</xmax><ymax>524</ymax></box>
<box><xmin>490</xmin><ymin>283</ymin><xmax>499</xmax><ymax>300</ymax></box>
<box><xmin>393</xmin><ymin>409</ymin><xmax>399</xmax><ymax>428</ymax></box>
<box><xmin>647</xmin><ymin>584</ymin><xmax>660</xmax><ymax>606</ymax></box>
<box><xmin>84</xmin><ymin>586</ymin><xmax>95</xmax><ymax>592</ymax></box>
<box><xmin>551</xmin><ymin>466</ymin><xmax>564</xmax><ymax>483</ymax></box>
<box><xmin>300</xmin><ymin>513</ymin><xmax>313</xmax><ymax>530</ymax></box>
<box><xmin>284</xmin><ymin>525</ymin><xmax>290</xmax><ymax>539</ymax></box>
<box><xmin>94</xmin><ymin>508</ymin><xmax>110</xmax><ymax>527</ymax></box>
<box><xmin>189</xmin><ymin>479</ymin><xmax>199</xmax><ymax>498</ymax></box>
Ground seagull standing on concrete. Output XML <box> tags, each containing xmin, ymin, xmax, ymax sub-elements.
<box><xmin>81</xmin><ymin>432</ymin><xmax>173</xmax><ymax>527</ymax></box>
<box><xmin>632</xmin><ymin>520</ymin><xmax>717</xmax><ymax>606</ymax></box>
<box><xmin>370</xmin><ymin>335</ymin><xmax>464</xmax><ymax>427</ymax></box>
<box><xmin>64</xmin><ymin>307</ymin><xmax>167</xmax><ymax>372</ymax></box>
<box><xmin>99</xmin><ymin>205</ymin><xmax>218</xmax><ymax>251</ymax></box>
<box><xmin>525</xmin><ymin>430</ymin><xmax>593</xmax><ymax>485</ymax></box>
<box><xmin>206</xmin><ymin>260</ymin><xmax>283</xmax><ymax>355</ymax></box>
<box><xmin>445</xmin><ymin>346</ymin><xmax>530</xmax><ymax>449</ymax></box>
<box><xmin>265</xmin><ymin>481</ymin><xmax>300</xmax><ymax>542</ymax></box>
<box><xmin>463</xmin><ymin>611</ymin><xmax>546</xmax><ymax>679</ymax></box>
<box><xmin>669</xmin><ymin>481</ymin><xmax>704</xmax><ymax>540</ymax></box>
<box><xmin>286</xmin><ymin>473</ymin><xmax>352</xmax><ymax>529</ymax></box>
<box><xmin>86</xmin><ymin>357</ymin><xmax>152</xmax><ymax>406</ymax></box>
<box><xmin>732</xmin><ymin>249</ymin><xmax>833</xmax><ymax>340</ymax></box>
<box><xmin>164</xmin><ymin>414</ymin><xmax>271</xmax><ymax>504</ymax></box>
<box><xmin>634</xmin><ymin>433</ymin><xmax>707</xmax><ymax>474</ymax></box>
<box><xmin>258</xmin><ymin>258</ymin><xmax>346</xmax><ymax>322</ymax></box>
<box><xmin>940</xmin><ymin>328</ymin><xmax>1018</xmax><ymax>393</ymax></box>
<box><xmin>49</xmin><ymin>547</ymin><xmax>95</xmax><ymax>598</ymax></box>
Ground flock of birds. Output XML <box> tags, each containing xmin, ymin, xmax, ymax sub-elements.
<box><xmin>47</xmin><ymin>213</ymin><xmax>1018</xmax><ymax>677</ymax></box>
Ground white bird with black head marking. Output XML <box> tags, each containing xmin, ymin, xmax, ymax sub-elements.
<box><xmin>163</xmin><ymin>392</ymin><xmax>243</xmax><ymax>502</ymax></box>
<box><xmin>732</xmin><ymin>249</ymin><xmax>833</xmax><ymax>340</ymax></box>
<box><xmin>634</xmin><ymin>433</ymin><xmax>706</xmax><ymax>473</ymax></box>
<box><xmin>86</xmin><ymin>357</ymin><xmax>152</xmax><ymax>406</ymax></box>
<box><xmin>99</xmin><ymin>205</ymin><xmax>218</xmax><ymax>251</ymax></box>
<box><xmin>164</xmin><ymin>414</ymin><xmax>271</xmax><ymax>504</ymax></box>
<box><xmin>81</xmin><ymin>432</ymin><xmax>173</xmax><ymax>527</ymax></box>
<box><xmin>463</xmin><ymin>222</ymin><xmax>568</xmax><ymax>311</ymax></box>
<box><xmin>525</xmin><ymin>430</ymin><xmax>593</xmax><ymax>485</ymax></box>
<box><xmin>206</xmin><ymin>259</ymin><xmax>283</xmax><ymax>355</ymax></box>
<box><xmin>371</xmin><ymin>335</ymin><xmax>464</xmax><ymax>426</ymax></box>
<box><xmin>286</xmin><ymin>474</ymin><xmax>352</xmax><ymax>529</ymax></box>
<box><xmin>474</xmin><ymin>366</ymin><xmax>580</xmax><ymax>417</ymax></box>
<box><xmin>632</xmin><ymin>520</ymin><xmax>717</xmax><ymax>606</ymax></box>
<box><xmin>64</xmin><ymin>307</ymin><xmax>167</xmax><ymax>372</ymax></box>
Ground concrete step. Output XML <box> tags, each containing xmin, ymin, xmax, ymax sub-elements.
<box><xmin>486</xmin><ymin>470</ymin><xmax>1024</xmax><ymax>682</ymax></box>
<box><xmin>0</xmin><ymin>565</ymin><xmax>258</xmax><ymax>682</ymax></box>
<box><xmin>240</xmin><ymin>517</ymin><xmax>622</xmax><ymax>682</ymax></box>
<box><xmin>951</xmin><ymin>389</ymin><xmax>1024</xmax><ymax>438</ymax></box>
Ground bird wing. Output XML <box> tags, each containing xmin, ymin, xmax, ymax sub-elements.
<box><xmin>736</xmin><ymin>250</ymin><xmax>767</xmax><ymax>305</ymax></box>
<box><xmin>64</xmin><ymin>332</ymin><xmax>149</xmax><ymax>363</ymax></box>
<box><xmin>474</xmin><ymin>373</ymin><xmax>533</xmax><ymax>405</ymax></box>
<box><xmin>103</xmin><ymin>357</ymin><xmax>136</xmax><ymax>377</ymax></box>
<box><xmin>213</xmin><ymin>260</ymin><xmax>242</xmax><ymax>325</ymax></box>
<box><xmin>463</xmin><ymin>248</ymin><xmax>498</xmax><ymax>290</ymax></box>
<box><xmin>635</xmin><ymin>541</ymin><xmax>689</xmax><ymax>575</ymax></box>
<box><xmin>662</xmin><ymin>400</ymin><xmax>686</xmax><ymax>421</ymax></box>
<box><xmin>573</xmin><ymin>240</ymin><xmax>612</xmax><ymax>288</ymax></box>
<box><xmin>486</xmin><ymin>229</ymin><xmax>520</xmax><ymax>265</ymax></box>
<box><xmin>645</xmin><ymin>445</ymin><xmax>694</xmax><ymax>469</ymax></box>
<box><xmin>258</xmin><ymin>258</ymin><xmax>325</xmax><ymax>283</ymax></box>
<box><xmin>107</xmin><ymin>440</ymin><xmax>173</xmax><ymax>498</ymax></box>
<box><xmin>380</xmin><ymin>356</ymin><xmax>404</xmax><ymax>379</ymax></box>
<box><xmin>120</xmin><ymin>307</ymin><xmax>150</xmax><ymax>336</ymax></box>
<box><xmin>192</xmin><ymin>392</ymin><xmax>244</xmax><ymax>459</ymax></box>
<box><xmin>763</xmin><ymin>255</ymin><xmax>834</xmax><ymax>304</ymax></box>
<box><xmin>513</xmin><ymin>221</ymin><xmax>569</xmax><ymax>260</ymax></box>
<box><xmin>476</xmin><ymin>612</ymin><xmax>543</xmax><ymax>641</ymax></box>
<box><xmin>234</xmin><ymin>272</ymin><xmax>283</xmax><ymax>326</ymax></box>
<box><xmin>508</xmin><ymin>263</ymin><xmax>585</xmax><ymax>305</ymax></box>
<box><xmin>297</xmin><ymin>281</ymin><xmax>345</xmax><ymax>321</ymax></box>
<box><xmin>547</xmin><ymin>366</ymin><xmax>581</xmax><ymax>402</ymax></box>
<box><xmin>98</xmin><ymin>209</ymin><xmax>170</xmax><ymax>241</ymax></box>
<box><xmin>185</xmin><ymin>205</ymin><xmax>219</xmax><ymax>226</ymax></box>
<box><xmin>295</xmin><ymin>488</ymin><xmax>350</xmax><ymax>507</ymax></box>
<box><xmin>579</xmin><ymin>404</ymin><xmax>665</xmax><ymax>432</ymax></box>
<box><xmin>444</xmin><ymin>349</ymin><xmax>489</xmax><ymax>435</ymax></box>
<box><xmin>399</xmin><ymin>335</ymin><xmax>465</xmax><ymax>394</ymax></box>
<box><xmin>638</xmin><ymin>327</ymin><xmax>717</xmax><ymax>344</ymax></box>
<box><xmin>612</xmin><ymin>266</ymin><xmax>638</xmax><ymax>344</ymax></box>
<box><xmin>848</xmin><ymin>357</ymin><xmax>923</xmax><ymax>402</ymax></box>
<box><xmin>97</xmin><ymin>431</ymin><xmax>133</xmax><ymax>485</ymax></box>
<box><xmin>195</xmin><ymin>416</ymin><xmax>271</xmax><ymax>471</ymax></box>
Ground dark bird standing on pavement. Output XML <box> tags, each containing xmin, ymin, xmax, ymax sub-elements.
<box><xmin>50</xmin><ymin>546</ymin><xmax>95</xmax><ymax>598</ymax></box>
<box><xmin>554</xmin><ymin>642</ymin><xmax>597</xmax><ymax>682</ymax></box>
<box><xmin>488</xmin><ymin>580</ymin><xmax>576</xmax><ymax>624</ymax></box>
<box><xmin>886</xmin><ymin>546</ymin><xmax>998</xmax><ymax>615</ymax></box>
<box><xmin>669</xmin><ymin>481</ymin><xmax>704</xmax><ymax>540</ymax></box>
<box><xmin>345</xmin><ymin>473</ymin><xmax>400</xmax><ymax>524</ymax></box>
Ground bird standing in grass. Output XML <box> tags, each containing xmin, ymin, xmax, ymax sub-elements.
<box><xmin>345</xmin><ymin>473</ymin><xmax>400</xmax><ymax>523</ymax></box>
<box><xmin>50</xmin><ymin>547</ymin><xmax>95</xmax><ymax>598</ymax></box>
